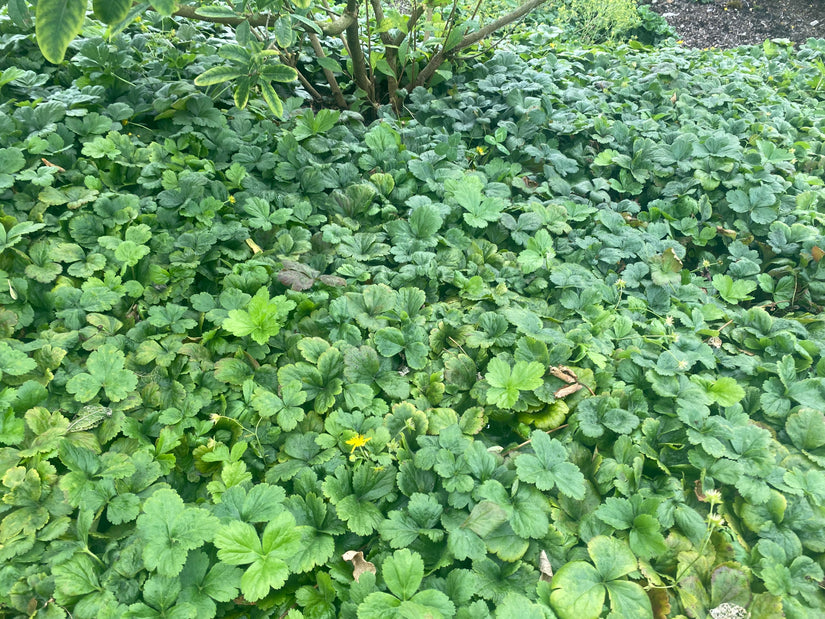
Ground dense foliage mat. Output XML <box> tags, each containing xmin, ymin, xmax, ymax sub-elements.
<box><xmin>3</xmin><ymin>19</ymin><xmax>825</xmax><ymax>618</ymax></box>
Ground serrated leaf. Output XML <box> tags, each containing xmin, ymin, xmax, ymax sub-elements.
<box><xmin>712</xmin><ymin>274</ymin><xmax>757</xmax><ymax>304</ymax></box>
<box><xmin>515</xmin><ymin>430</ymin><xmax>585</xmax><ymax>499</ymax></box>
<box><xmin>382</xmin><ymin>548</ymin><xmax>423</xmax><ymax>601</ymax></box>
<box><xmin>550</xmin><ymin>561</ymin><xmax>603</xmax><ymax>619</ymax></box>
<box><xmin>137</xmin><ymin>489</ymin><xmax>218</xmax><ymax>577</ymax></box>
<box><xmin>708</xmin><ymin>376</ymin><xmax>745</xmax><ymax>407</ymax></box>
<box><xmin>65</xmin><ymin>345</ymin><xmax>138</xmax><ymax>403</ymax></box>
<box><xmin>222</xmin><ymin>287</ymin><xmax>295</xmax><ymax>344</ymax></box>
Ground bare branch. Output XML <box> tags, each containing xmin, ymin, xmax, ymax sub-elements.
<box><xmin>307</xmin><ymin>32</ymin><xmax>348</xmax><ymax>108</ymax></box>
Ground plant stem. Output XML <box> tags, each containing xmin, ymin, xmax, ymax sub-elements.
<box><xmin>307</xmin><ymin>31</ymin><xmax>348</xmax><ymax>108</ymax></box>
<box><xmin>416</xmin><ymin>0</ymin><xmax>548</xmax><ymax>87</ymax></box>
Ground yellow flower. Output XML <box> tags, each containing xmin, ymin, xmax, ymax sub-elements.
<box><xmin>346</xmin><ymin>434</ymin><xmax>371</xmax><ymax>452</ymax></box>
<box><xmin>228</xmin><ymin>195</ymin><xmax>236</xmax><ymax>204</ymax></box>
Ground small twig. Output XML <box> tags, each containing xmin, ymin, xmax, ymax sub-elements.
<box><xmin>447</xmin><ymin>336</ymin><xmax>469</xmax><ymax>356</ymax></box>
<box><xmin>307</xmin><ymin>31</ymin><xmax>348</xmax><ymax>108</ymax></box>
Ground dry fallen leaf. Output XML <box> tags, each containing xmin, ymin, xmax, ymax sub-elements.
<box><xmin>548</xmin><ymin>365</ymin><xmax>578</xmax><ymax>384</ymax></box>
<box><xmin>539</xmin><ymin>550</ymin><xmax>553</xmax><ymax>582</ymax></box>
<box><xmin>342</xmin><ymin>550</ymin><xmax>376</xmax><ymax>582</ymax></box>
<box><xmin>41</xmin><ymin>158</ymin><xmax>66</xmax><ymax>172</ymax></box>
<box><xmin>694</xmin><ymin>480</ymin><xmax>706</xmax><ymax>502</ymax></box>
<box><xmin>554</xmin><ymin>383</ymin><xmax>583</xmax><ymax>399</ymax></box>
<box><xmin>716</xmin><ymin>226</ymin><xmax>737</xmax><ymax>239</ymax></box>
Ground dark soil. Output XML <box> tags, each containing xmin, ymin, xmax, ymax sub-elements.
<box><xmin>647</xmin><ymin>0</ymin><xmax>825</xmax><ymax>48</ymax></box>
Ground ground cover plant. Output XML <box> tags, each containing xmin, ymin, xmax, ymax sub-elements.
<box><xmin>2</xmin><ymin>9</ymin><xmax>825</xmax><ymax>619</ymax></box>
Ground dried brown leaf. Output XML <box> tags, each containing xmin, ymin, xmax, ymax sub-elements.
<box><xmin>539</xmin><ymin>550</ymin><xmax>553</xmax><ymax>582</ymax></box>
<box><xmin>342</xmin><ymin>550</ymin><xmax>376</xmax><ymax>582</ymax></box>
<box><xmin>41</xmin><ymin>158</ymin><xmax>66</xmax><ymax>172</ymax></box>
<box><xmin>554</xmin><ymin>383</ymin><xmax>583</xmax><ymax>399</ymax></box>
<box><xmin>548</xmin><ymin>365</ymin><xmax>577</xmax><ymax>384</ymax></box>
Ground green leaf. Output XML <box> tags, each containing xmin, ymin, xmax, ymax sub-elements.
<box><xmin>0</xmin><ymin>148</ymin><xmax>26</xmax><ymax>190</ymax></box>
<box><xmin>213</xmin><ymin>483</ymin><xmax>286</xmax><ymax>523</ymax></box>
<box><xmin>150</xmin><ymin>0</ymin><xmax>176</xmax><ymax>16</ymax></box>
<box><xmin>650</xmin><ymin>248</ymin><xmax>683</xmax><ymax>286</ymax></box>
<box><xmin>0</xmin><ymin>408</ymin><xmax>25</xmax><ymax>446</ymax></box>
<box><xmin>214</xmin><ymin>512</ymin><xmax>301</xmax><ymax>602</ymax></box>
<box><xmin>379</xmin><ymin>493</ymin><xmax>443</xmax><ymax>548</ymax></box>
<box><xmin>194</xmin><ymin>66</ymin><xmax>245</xmax><ymax>87</ymax></box>
<box><xmin>222</xmin><ymin>287</ymin><xmax>296</xmax><ymax>344</ymax></box>
<box><xmin>65</xmin><ymin>345</ymin><xmax>138</xmax><ymax>403</ymax></box>
<box><xmin>54</xmin><ymin>554</ymin><xmax>101</xmax><ymax>601</ymax></box>
<box><xmin>214</xmin><ymin>521</ymin><xmax>261</xmax><ymax>565</ymax></box>
<box><xmin>382</xmin><ymin>549</ymin><xmax>424</xmax><ymax>601</ymax></box>
<box><xmin>708</xmin><ymin>376</ymin><xmax>745</xmax><ymax>407</ymax></box>
<box><xmin>0</xmin><ymin>342</ymin><xmax>36</xmax><ymax>380</ymax></box>
<box><xmin>93</xmin><ymin>0</ymin><xmax>131</xmax><ymax>24</ymax></box>
<box><xmin>194</xmin><ymin>5</ymin><xmax>238</xmax><ymax>18</ymax></box>
<box><xmin>786</xmin><ymin>408</ymin><xmax>825</xmax><ymax>451</ymax></box>
<box><xmin>445</xmin><ymin>175</ymin><xmax>505</xmax><ymax>228</ymax></box>
<box><xmin>515</xmin><ymin>430</ymin><xmax>585</xmax><ymax>499</ymax></box>
<box><xmin>550</xmin><ymin>561</ymin><xmax>603</xmax><ymax>619</ymax></box>
<box><xmin>628</xmin><ymin>514</ymin><xmax>667</xmax><ymax>559</ymax></box>
<box><xmin>787</xmin><ymin>378</ymin><xmax>825</xmax><ymax>409</ymax></box>
<box><xmin>261</xmin><ymin>62</ymin><xmax>298</xmax><ymax>83</ymax></box>
<box><xmin>137</xmin><ymin>489</ymin><xmax>218</xmax><ymax>577</ymax></box>
<box><xmin>589</xmin><ymin>536</ymin><xmax>637</xmax><ymax>581</ymax></box>
<box><xmin>485</xmin><ymin>357</ymin><xmax>544</xmax><ymax>409</ymax></box>
<box><xmin>262</xmin><ymin>511</ymin><xmax>303</xmax><ymax>555</ymax></box>
<box><xmin>260</xmin><ymin>80</ymin><xmax>285</xmax><ymax>118</ymax></box>
<box><xmin>35</xmin><ymin>0</ymin><xmax>86</xmax><ymax>64</ymax></box>
<box><xmin>107</xmin><ymin>493</ymin><xmax>140</xmax><ymax>524</ymax></box>
<box><xmin>358</xmin><ymin>592</ymin><xmax>402</xmax><ymax>617</ymax></box>
<box><xmin>448</xmin><ymin>527</ymin><xmax>486</xmax><ymax>561</ymax></box>
<box><xmin>242</xmin><ymin>554</ymin><xmax>290</xmax><ymax>602</ymax></box>
<box><xmin>604</xmin><ymin>579</ymin><xmax>653</xmax><ymax>619</ymax></box>
<box><xmin>712</xmin><ymin>274</ymin><xmax>757</xmax><ymax>304</ymax></box>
